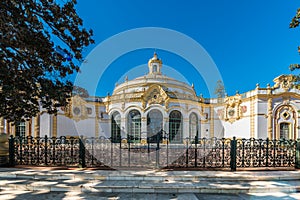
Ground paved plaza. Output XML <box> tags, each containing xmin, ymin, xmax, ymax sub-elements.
<box><xmin>0</xmin><ymin>167</ymin><xmax>299</xmax><ymax>199</ymax></box>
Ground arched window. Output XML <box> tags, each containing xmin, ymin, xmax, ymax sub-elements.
<box><xmin>189</xmin><ymin>113</ymin><xmax>198</xmax><ymax>139</ymax></box>
<box><xmin>147</xmin><ymin>109</ymin><xmax>163</xmax><ymax>143</ymax></box>
<box><xmin>15</xmin><ymin>121</ymin><xmax>26</xmax><ymax>138</ymax></box>
<box><xmin>127</xmin><ymin>110</ymin><xmax>141</xmax><ymax>142</ymax></box>
<box><xmin>111</xmin><ymin>111</ymin><xmax>121</xmax><ymax>143</ymax></box>
<box><xmin>280</xmin><ymin>122</ymin><xmax>290</xmax><ymax>139</ymax></box>
<box><xmin>169</xmin><ymin>110</ymin><xmax>182</xmax><ymax>143</ymax></box>
<box><xmin>274</xmin><ymin>105</ymin><xmax>296</xmax><ymax>139</ymax></box>
<box><xmin>153</xmin><ymin>65</ymin><xmax>157</xmax><ymax>72</ymax></box>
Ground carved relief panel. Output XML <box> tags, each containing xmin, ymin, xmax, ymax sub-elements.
<box><xmin>142</xmin><ymin>85</ymin><xmax>169</xmax><ymax>109</ymax></box>
<box><xmin>223</xmin><ymin>94</ymin><xmax>247</xmax><ymax>123</ymax></box>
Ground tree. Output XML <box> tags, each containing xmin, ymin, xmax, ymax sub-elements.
<box><xmin>0</xmin><ymin>0</ymin><xmax>94</xmax><ymax>122</ymax></box>
<box><xmin>289</xmin><ymin>8</ymin><xmax>300</xmax><ymax>84</ymax></box>
<box><xmin>214</xmin><ymin>80</ymin><xmax>225</xmax><ymax>98</ymax></box>
<box><xmin>72</xmin><ymin>85</ymin><xmax>89</xmax><ymax>98</ymax></box>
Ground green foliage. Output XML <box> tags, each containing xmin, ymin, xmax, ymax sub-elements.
<box><xmin>290</xmin><ymin>8</ymin><xmax>300</xmax><ymax>28</ymax></box>
<box><xmin>0</xmin><ymin>0</ymin><xmax>94</xmax><ymax>122</ymax></box>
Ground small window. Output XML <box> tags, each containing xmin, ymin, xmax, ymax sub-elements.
<box><xmin>153</xmin><ymin>65</ymin><xmax>157</xmax><ymax>72</ymax></box>
<box><xmin>16</xmin><ymin>122</ymin><xmax>26</xmax><ymax>138</ymax></box>
<box><xmin>280</xmin><ymin>123</ymin><xmax>290</xmax><ymax>139</ymax></box>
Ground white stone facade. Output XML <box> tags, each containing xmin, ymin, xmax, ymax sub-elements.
<box><xmin>3</xmin><ymin>54</ymin><xmax>300</xmax><ymax>142</ymax></box>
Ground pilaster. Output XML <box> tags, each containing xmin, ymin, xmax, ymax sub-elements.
<box><xmin>34</xmin><ymin>115</ymin><xmax>40</xmax><ymax>137</ymax></box>
<box><xmin>250</xmin><ymin>97</ymin><xmax>255</xmax><ymax>138</ymax></box>
<box><xmin>210</xmin><ymin>106</ymin><xmax>214</xmax><ymax>138</ymax></box>
<box><xmin>183</xmin><ymin>118</ymin><xmax>189</xmax><ymax>139</ymax></box>
<box><xmin>52</xmin><ymin>115</ymin><xmax>57</xmax><ymax>137</ymax></box>
<box><xmin>267</xmin><ymin>95</ymin><xmax>273</xmax><ymax>139</ymax></box>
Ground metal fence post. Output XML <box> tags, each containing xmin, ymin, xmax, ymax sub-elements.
<box><xmin>194</xmin><ymin>135</ymin><xmax>198</xmax><ymax>167</ymax></box>
<box><xmin>266</xmin><ymin>138</ymin><xmax>269</xmax><ymax>167</ymax></box>
<box><xmin>8</xmin><ymin>135</ymin><xmax>15</xmax><ymax>167</ymax></box>
<box><xmin>79</xmin><ymin>136</ymin><xmax>86</xmax><ymax>168</ymax></box>
<box><xmin>44</xmin><ymin>135</ymin><xmax>48</xmax><ymax>165</ymax></box>
<box><xmin>230</xmin><ymin>136</ymin><xmax>237</xmax><ymax>171</ymax></box>
<box><xmin>156</xmin><ymin>133</ymin><xmax>160</xmax><ymax>168</ymax></box>
<box><xmin>296</xmin><ymin>139</ymin><xmax>300</xmax><ymax>169</ymax></box>
<box><xmin>70</xmin><ymin>137</ymin><xmax>74</xmax><ymax>165</ymax></box>
<box><xmin>185</xmin><ymin>138</ymin><xmax>189</xmax><ymax>167</ymax></box>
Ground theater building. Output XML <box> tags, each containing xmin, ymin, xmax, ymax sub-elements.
<box><xmin>2</xmin><ymin>53</ymin><xmax>300</xmax><ymax>142</ymax></box>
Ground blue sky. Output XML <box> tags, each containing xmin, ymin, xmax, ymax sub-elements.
<box><xmin>74</xmin><ymin>0</ymin><xmax>300</xmax><ymax>98</ymax></box>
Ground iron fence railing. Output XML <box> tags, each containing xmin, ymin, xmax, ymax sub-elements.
<box><xmin>8</xmin><ymin>135</ymin><xmax>300</xmax><ymax>170</ymax></box>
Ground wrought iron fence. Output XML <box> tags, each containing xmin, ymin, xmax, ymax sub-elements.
<box><xmin>8</xmin><ymin>135</ymin><xmax>300</xmax><ymax>170</ymax></box>
<box><xmin>235</xmin><ymin>138</ymin><xmax>297</xmax><ymax>168</ymax></box>
<box><xmin>9</xmin><ymin>135</ymin><xmax>80</xmax><ymax>167</ymax></box>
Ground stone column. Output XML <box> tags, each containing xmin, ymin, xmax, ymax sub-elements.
<box><xmin>141</xmin><ymin>117</ymin><xmax>147</xmax><ymax>143</ymax></box>
<box><xmin>34</xmin><ymin>115</ymin><xmax>40</xmax><ymax>137</ymax></box>
<box><xmin>120</xmin><ymin>117</ymin><xmax>127</xmax><ymax>139</ymax></box>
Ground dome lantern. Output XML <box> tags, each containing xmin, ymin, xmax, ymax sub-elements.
<box><xmin>148</xmin><ymin>52</ymin><xmax>162</xmax><ymax>75</ymax></box>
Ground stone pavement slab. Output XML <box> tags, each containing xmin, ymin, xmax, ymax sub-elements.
<box><xmin>0</xmin><ymin>191</ymin><xmax>300</xmax><ymax>200</ymax></box>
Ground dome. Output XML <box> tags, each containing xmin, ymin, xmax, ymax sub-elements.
<box><xmin>111</xmin><ymin>53</ymin><xmax>197</xmax><ymax>101</ymax></box>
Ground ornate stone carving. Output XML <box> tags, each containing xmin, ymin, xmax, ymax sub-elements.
<box><xmin>64</xmin><ymin>95</ymin><xmax>88</xmax><ymax>122</ymax></box>
<box><xmin>273</xmin><ymin>75</ymin><xmax>295</xmax><ymax>92</ymax></box>
<box><xmin>224</xmin><ymin>94</ymin><xmax>245</xmax><ymax>123</ymax></box>
<box><xmin>142</xmin><ymin>85</ymin><xmax>169</xmax><ymax>109</ymax></box>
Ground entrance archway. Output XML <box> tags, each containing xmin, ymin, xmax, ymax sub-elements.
<box><xmin>147</xmin><ymin>109</ymin><xmax>163</xmax><ymax>143</ymax></box>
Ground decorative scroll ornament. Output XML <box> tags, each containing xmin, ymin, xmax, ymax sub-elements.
<box><xmin>273</xmin><ymin>75</ymin><xmax>295</xmax><ymax>92</ymax></box>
